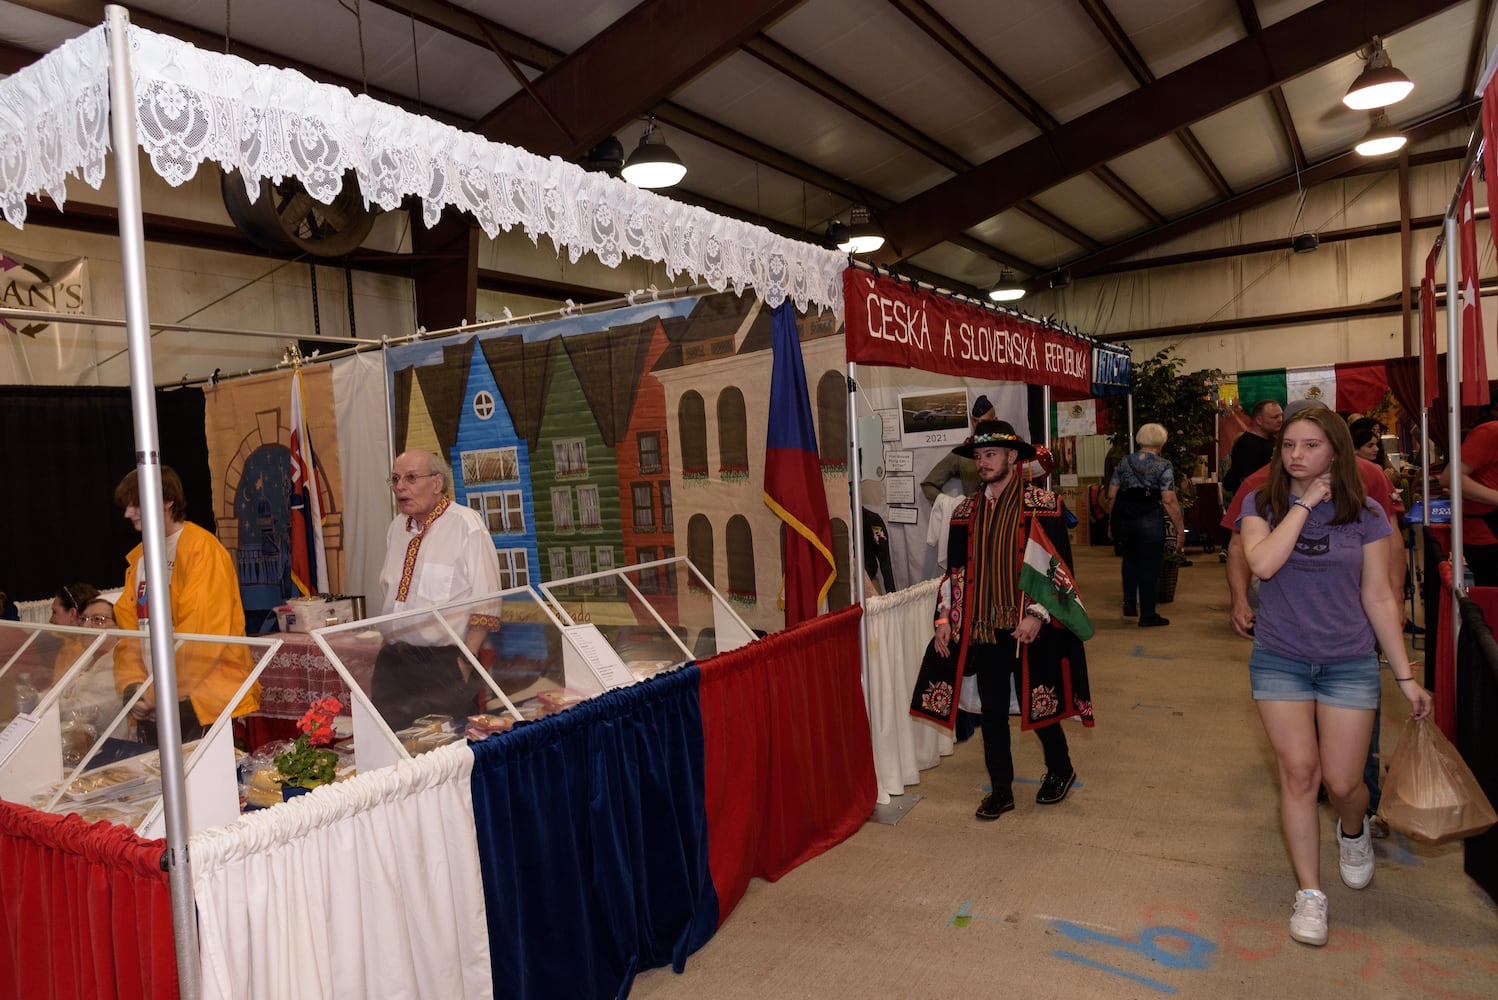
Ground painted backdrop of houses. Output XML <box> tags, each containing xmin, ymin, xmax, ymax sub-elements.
<box><xmin>386</xmin><ymin>291</ymin><xmax>851</xmax><ymax>636</ymax></box>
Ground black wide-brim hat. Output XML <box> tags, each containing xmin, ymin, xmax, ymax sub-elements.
<box><xmin>952</xmin><ymin>419</ymin><xmax>1037</xmax><ymax>460</ymax></box>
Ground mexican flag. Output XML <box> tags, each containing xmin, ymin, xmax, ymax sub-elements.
<box><xmin>1020</xmin><ymin>529</ymin><xmax>1094</xmax><ymax>641</ymax></box>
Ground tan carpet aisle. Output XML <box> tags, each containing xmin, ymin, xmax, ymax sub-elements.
<box><xmin>632</xmin><ymin>544</ymin><xmax>1498</xmax><ymax>999</ymax></box>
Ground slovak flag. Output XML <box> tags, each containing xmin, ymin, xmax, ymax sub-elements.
<box><xmin>289</xmin><ymin>369</ymin><xmax>329</xmax><ymax>596</ymax></box>
<box><xmin>762</xmin><ymin>302</ymin><xmax>835</xmax><ymax>626</ymax></box>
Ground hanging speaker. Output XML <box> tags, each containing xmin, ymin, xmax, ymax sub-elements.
<box><xmin>856</xmin><ymin>415</ymin><xmax>885</xmax><ymax>481</ymax></box>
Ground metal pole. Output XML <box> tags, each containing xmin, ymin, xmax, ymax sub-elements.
<box><xmin>847</xmin><ymin>363</ymin><xmax>872</xmax><ymax>711</ymax></box>
<box><xmin>104</xmin><ymin>8</ymin><xmax>200</xmax><ymax>996</ymax></box>
<box><xmin>1444</xmin><ymin>215</ymin><xmax>1465</xmax><ymax>674</ymax></box>
<box><xmin>1041</xmin><ymin>385</ymin><xmax>1053</xmax><ymax>490</ymax></box>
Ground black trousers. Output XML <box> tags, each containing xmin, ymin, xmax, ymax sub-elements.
<box><xmin>371</xmin><ymin>642</ymin><xmax>483</xmax><ymax>731</ymax></box>
<box><xmin>1115</xmin><ymin>511</ymin><xmax>1166</xmax><ymax>617</ymax></box>
<box><xmin>967</xmin><ymin>636</ymin><xmax>1071</xmax><ymax>796</ymax></box>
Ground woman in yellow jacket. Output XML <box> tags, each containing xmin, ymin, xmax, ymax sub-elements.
<box><xmin>112</xmin><ymin>467</ymin><xmax>259</xmax><ymax>741</ymax></box>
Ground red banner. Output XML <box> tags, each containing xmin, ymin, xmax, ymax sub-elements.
<box><xmin>842</xmin><ymin>270</ymin><xmax>1092</xmax><ymax>396</ymax></box>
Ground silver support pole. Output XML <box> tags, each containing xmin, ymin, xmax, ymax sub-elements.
<box><xmin>1126</xmin><ymin>393</ymin><xmax>1136</xmax><ymax>450</ymax></box>
<box><xmin>1041</xmin><ymin>385</ymin><xmax>1053</xmax><ymax>489</ymax></box>
<box><xmin>847</xmin><ymin>363</ymin><xmax>872</xmax><ymax>712</ymax></box>
<box><xmin>104</xmin><ymin>8</ymin><xmax>201</xmax><ymax>997</ymax></box>
<box><xmin>1444</xmin><ymin>215</ymin><xmax>1465</xmax><ymax>668</ymax></box>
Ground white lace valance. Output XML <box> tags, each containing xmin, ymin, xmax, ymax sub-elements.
<box><xmin>0</xmin><ymin>25</ymin><xmax>109</xmax><ymax>227</ymax></box>
<box><xmin>0</xmin><ymin>21</ymin><xmax>846</xmax><ymax>315</ymax></box>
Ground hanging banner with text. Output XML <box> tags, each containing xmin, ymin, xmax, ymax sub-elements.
<box><xmin>1</xmin><ymin>250</ymin><xmax>93</xmax><ymax>385</ymax></box>
<box><xmin>842</xmin><ymin>269</ymin><xmax>1092</xmax><ymax>396</ymax></box>
<box><xmin>1091</xmin><ymin>344</ymin><xmax>1132</xmax><ymax>396</ymax></box>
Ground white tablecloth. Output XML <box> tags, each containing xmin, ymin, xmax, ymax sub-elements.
<box><xmin>864</xmin><ymin>578</ymin><xmax>954</xmax><ymax>804</ymax></box>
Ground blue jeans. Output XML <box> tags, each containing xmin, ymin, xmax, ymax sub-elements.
<box><xmin>1114</xmin><ymin>512</ymin><xmax>1165</xmax><ymax>616</ymax></box>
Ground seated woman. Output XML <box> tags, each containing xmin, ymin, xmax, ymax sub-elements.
<box><xmin>50</xmin><ymin>582</ymin><xmax>102</xmax><ymax>628</ymax></box>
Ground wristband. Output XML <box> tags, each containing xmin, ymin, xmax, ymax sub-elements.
<box><xmin>1024</xmin><ymin>605</ymin><xmax>1051</xmax><ymax>624</ymax></box>
<box><xmin>1292</xmin><ymin>499</ymin><xmax>1313</xmax><ymax>512</ymax></box>
<box><xmin>1393</xmin><ymin>676</ymin><xmax>1414</xmax><ymax>682</ymax></box>
<box><xmin>933</xmin><ymin>618</ymin><xmax>949</xmax><ymax>627</ymax></box>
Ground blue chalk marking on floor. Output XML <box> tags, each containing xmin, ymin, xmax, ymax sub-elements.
<box><xmin>1385</xmin><ymin>833</ymin><xmax>1421</xmax><ymax>866</ymax></box>
<box><xmin>1131</xmin><ymin>645</ymin><xmax>1174</xmax><ymax>660</ymax></box>
<box><xmin>1131</xmin><ymin>700</ymin><xmax>1174</xmax><ymax>711</ymax></box>
<box><xmin>1050</xmin><ymin>950</ymin><xmax>1175</xmax><ymax>994</ymax></box>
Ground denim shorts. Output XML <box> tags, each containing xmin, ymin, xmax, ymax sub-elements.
<box><xmin>1248</xmin><ymin>645</ymin><xmax>1380</xmax><ymax>710</ymax></box>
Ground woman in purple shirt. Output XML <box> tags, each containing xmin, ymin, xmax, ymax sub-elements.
<box><xmin>1239</xmin><ymin>406</ymin><xmax>1431</xmax><ymax>949</ymax></box>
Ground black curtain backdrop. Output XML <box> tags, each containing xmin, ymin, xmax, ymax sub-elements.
<box><xmin>0</xmin><ymin>386</ymin><xmax>211</xmax><ymax>602</ymax></box>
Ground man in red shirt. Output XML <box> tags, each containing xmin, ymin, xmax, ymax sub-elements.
<box><xmin>1438</xmin><ymin>416</ymin><xmax>1498</xmax><ymax>585</ymax></box>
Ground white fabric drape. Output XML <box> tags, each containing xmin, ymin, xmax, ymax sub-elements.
<box><xmin>0</xmin><ymin>23</ymin><xmax>845</xmax><ymax>315</ymax></box>
<box><xmin>331</xmin><ymin>351</ymin><xmax>392</xmax><ymax>605</ymax></box>
<box><xmin>190</xmin><ymin>743</ymin><xmax>491</xmax><ymax>1000</ymax></box>
<box><xmin>864</xmin><ymin>577</ymin><xmax>953</xmax><ymax>803</ymax></box>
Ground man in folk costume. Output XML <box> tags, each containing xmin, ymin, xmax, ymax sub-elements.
<box><xmin>928</xmin><ymin>420</ymin><xmax>1095</xmax><ymax>821</ymax></box>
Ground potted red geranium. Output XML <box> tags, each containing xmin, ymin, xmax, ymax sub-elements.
<box><xmin>274</xmin><ymin>696</ymin><xmax>342</xmax><ymax>794</ymax></box>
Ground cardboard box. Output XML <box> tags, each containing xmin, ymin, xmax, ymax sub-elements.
<box><xmin>275</xmin><ymin>597</ymin><xmax>355</xmax><ymax>633</ymax></box>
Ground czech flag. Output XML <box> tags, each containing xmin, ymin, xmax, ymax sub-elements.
<box><xmin>763</xmin><ymin>302</ymin><xmax>835</xmax><ymax>626</ymax></box>
<box><xmin>289</xmin><ymin>369</ymin><xmax>329</xmax><ymax>596</ymax></box>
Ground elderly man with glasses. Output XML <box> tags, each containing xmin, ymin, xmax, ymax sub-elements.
<box><xmin>372</xmin><ymin>449</ymin><xmax>504</xmax><ymax>730</ymax></box>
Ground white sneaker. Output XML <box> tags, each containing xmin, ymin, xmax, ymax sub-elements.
<box><xmin>1289</xmin><ymin>889</ymin><xmax>1328</xmax><ymax>946</ymax></box>
<box><xmin>1338</xmin><ymin>816</ymin><xmax>1374</xmax><ymax>889</ymax></box>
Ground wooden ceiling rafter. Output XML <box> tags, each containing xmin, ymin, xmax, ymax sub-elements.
<box><xmin>1235</xmin><ymin>0</ymin><xmax>1307</xmax><ymax>171</ymax></box>
<box><xmin>1047</xmin><ymin>104</ymin><xmax>1478</xmax><ymax>288</ymax></box>
<box><xmin>1075</xmin><ymin>0</ymin><xmax>1232</xmax><ymax>199</ymax></box>
<box><xmin>871</xmin><ymin>0</ymin><xmax>1468</xmax><ymax>266</ymax></box>
<box><xmin>474</xmin><ymin>0</ymin><xmax>804</xmax><ymax>158</ymax></box>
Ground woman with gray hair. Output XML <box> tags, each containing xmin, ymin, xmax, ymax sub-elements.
<box><xmin>1106</xmin><ymin>422</ymin><xmax>1187</xmax><ymax>626</ymax></box>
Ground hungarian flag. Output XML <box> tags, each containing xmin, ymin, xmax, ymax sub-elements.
<box><xmin>289</xmin><ymin>369</ymin><xmax>329</xmax><ymax>596</ymax></box>
<box><xmin>1459</xmin><ymin>176</ymin><xmax>1490</xmax><ymax>407</ymax></box>
<box><xmin>1019</xmin><ymin>528</ymin><xmax>1093</xmax><ymax>641</ymax></box>
<box><xmin>763</xmin><ymin>302</ymin><xmax>835</xmax><ymax>626</ymax></box>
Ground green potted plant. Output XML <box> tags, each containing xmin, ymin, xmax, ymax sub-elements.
<box><xmin>1104</xmin><ymin>347</ymin><xmax>1224</xmax><ymax>510</ymax></box>
<box><xmin>275</xmin><ymin>696</ymin><xmax>342</xmax><ymax>794</ymax></box>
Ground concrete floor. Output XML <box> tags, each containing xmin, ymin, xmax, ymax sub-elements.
<box><xmin>632</xmin><ymin>544</ymin><xmax>1498</xmax><ymax>999</ymax></box>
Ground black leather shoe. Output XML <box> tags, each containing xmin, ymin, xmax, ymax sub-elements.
<box><xmin>1139</xmin><ymin>615</ymin><xmax>1170</xmax><ymax>627</ymax></box>
<box><xmin>975</xmin><ymin>792</ymin><xmax>1016</xmax><ymax>821</ymax></box>
<box><xmin>1035</xmin><ymin>769</ymin><xmax>1076</xmax><ymax>805</ymax></box>
<box><xmin>1122</xmin><ymin>603</ymin><xmax>1138</xmax><ymax>617</ymax></box>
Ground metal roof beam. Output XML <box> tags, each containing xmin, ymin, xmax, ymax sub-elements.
<box><xmin>476</xmin><ymin>0</ymin><xmax>804</xmax><ymax>157</ymax></box>
<box><xmin>873</xmin><ymin>0</ymin><xmax>1464</xmax><ymax>264</ymax></box>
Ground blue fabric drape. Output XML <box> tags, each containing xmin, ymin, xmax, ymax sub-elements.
<box><xmin>469</xmin><ymin>666</ymin><xmax>719</xmax><ymax>1000</ymax></box>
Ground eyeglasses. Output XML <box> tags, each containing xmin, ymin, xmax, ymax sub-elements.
<box><xmin>386</xmin><ymin>472</ymin><xmax>440</xmax><ymax>488</ymax></box>
<box><xmin>80</xmin><ymin>614</ymin><xmax>114</xmax><ymax>627</ymax></box>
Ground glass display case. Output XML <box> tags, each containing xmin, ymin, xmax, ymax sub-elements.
<box><xmin>0</xmin><ymin>620</ymin><xmax>281</xmax><ymax>836</ymax></box>
<box><xmin>539</xmin><ymin>555</ymin><xmax>758</xmax><ymax>674</ymax></box>
<box><xmin>312</xmin><ymin>586</ymin><xmax>605</xmax><ymax>774</ymax></box>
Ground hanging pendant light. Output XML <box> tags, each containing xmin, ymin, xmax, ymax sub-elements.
<box><xmin>1343</xmin><ymin>37</ymin><xmax>1414</xmax><ymax>110</ymax></box>
<box><xmin>621</xmin><ymin>119</ymin><xmax>686</xmax><ymax>189</ymax></box>
<box><xmin>988</xmin><ymin>270</ymin><xmax>1026</xmax><ymax>302</ymax></box>
<box><xmin>827</xmin><ymin>205</ymin><xmax>885</xmax><ymax>254</ymax></box>
<box><xmin>1354</xmin><ymin>111</ymin><xmax>1407</xmax><ymax>157</ymax></box>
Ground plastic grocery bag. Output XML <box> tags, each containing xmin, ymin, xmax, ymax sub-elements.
<box><xmin>1377</xmin><ymin>717</ymin><xmax>1498</xmax><ymax>844</ymax></box>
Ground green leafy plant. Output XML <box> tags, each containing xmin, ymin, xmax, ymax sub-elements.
<box><xmin>274</xmin><ymin>696</ymin><xmax>342</xmax><ymax>788</ymax></box>
<box><xmin>1105</xmin><ymin>347</ymin><xmax>1223</xmax><ymax>505</ymax></box>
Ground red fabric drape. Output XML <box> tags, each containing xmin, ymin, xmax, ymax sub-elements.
<box><xmin>0</xmin><ymin>803</ymin><xmax>177</xmax><ymax>1000</ymax></box>
<box><xmin>1421</xmin><ymin>245</ymin><xmax>1439</xmax><ymax>404</ymax></box>
<box><xmin>1332</xmin><ymin>360</ymin><xmax>1389</xmax><ymax>413</ymax></box>
<box><xmin>1458</xmin><ymin>178</ymin><xmax>1490</xmax><ymax>407</ymax></box>
<box><xmin>696</xmin><ymin>606</ymin><xmax>875</xmax><ymax>924</ymax></box>
<box><xmin>1432</xmin><ymin>560</ymin><xmax>1498</xmax><ymax>745</ymax></box>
